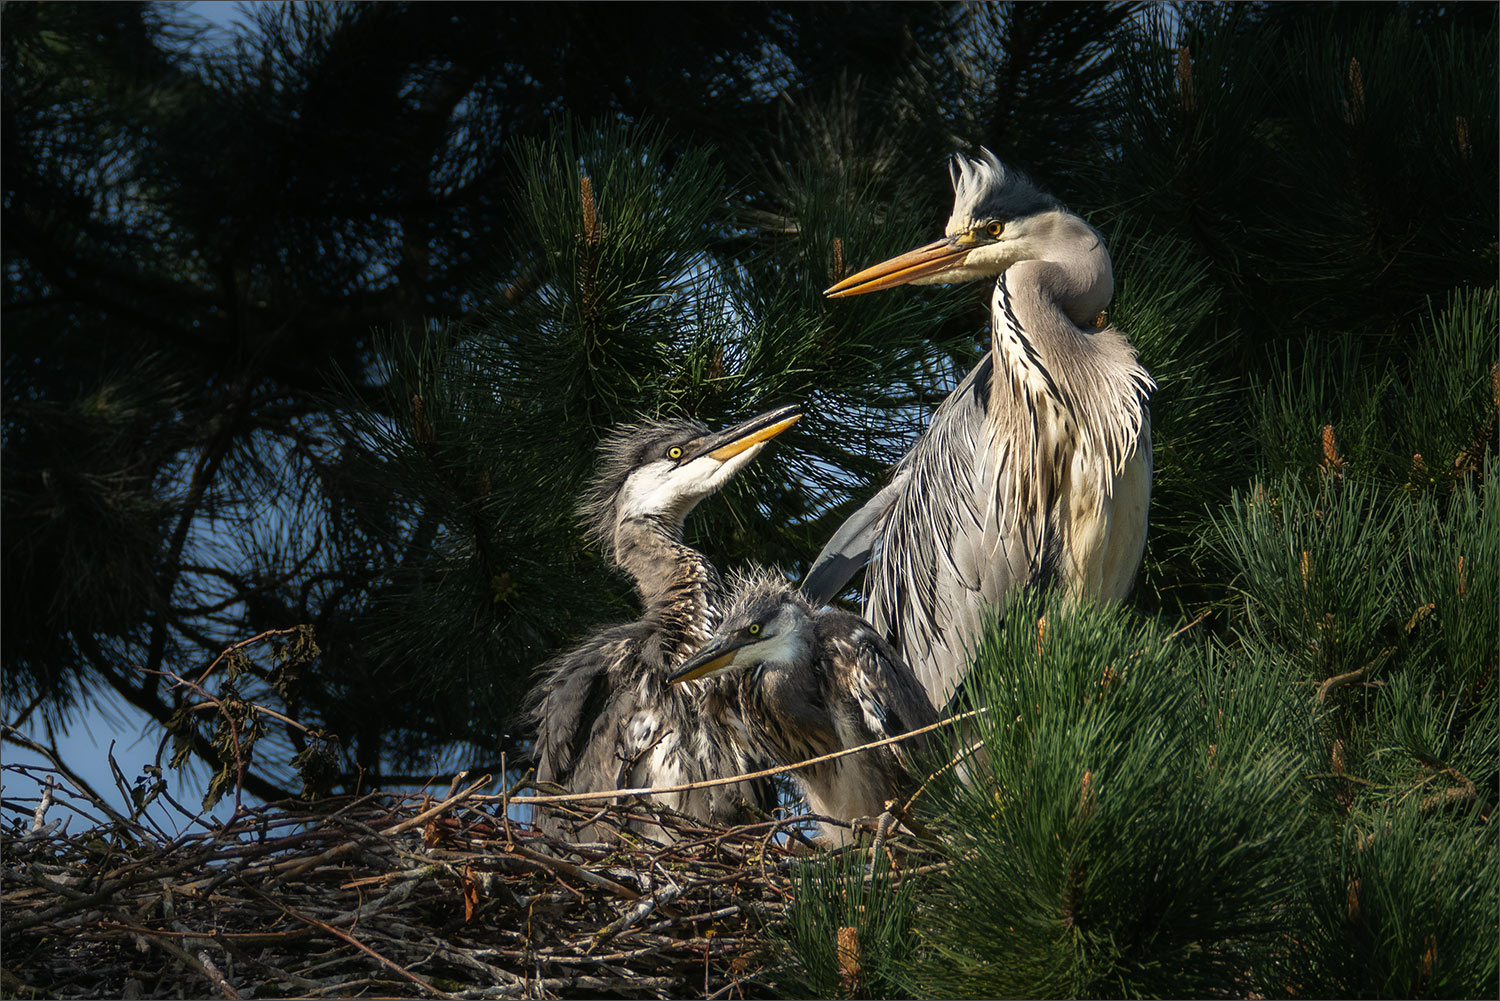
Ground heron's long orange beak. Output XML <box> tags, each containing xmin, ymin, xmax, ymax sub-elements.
<box><xmin>824</xmin><ymin>238</ymin><xmax>972</xmax><ymax>298</ymax></box>
<box><xmin>703</xmin><ymin>407</ymin><xmax>802</xmax><ymax>462</ymax></box>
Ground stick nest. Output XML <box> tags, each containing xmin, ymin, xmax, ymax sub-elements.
<box><xmin>3</xmin><ymin>764</ymin><xmax>922</xmax><ymax>1000</ymax></box>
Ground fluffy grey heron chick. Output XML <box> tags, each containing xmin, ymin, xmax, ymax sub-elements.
<box><xmin>670</xmin><ymin>568</ymin><xmax>939</xmax><ymax>846</ymax></box>
<box><xmin>527</xmin><ymin>405</ymin><xmax>801</xmax><ymax>840</ymax></box>
<box><xmin>805</xmin><ymin>150</ymin><xmax>1153</xmax><ymax>711</ymax></box>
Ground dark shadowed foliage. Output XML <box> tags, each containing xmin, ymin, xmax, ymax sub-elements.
<box><xmin>2</xmin><ymin>4</ymin><xmax>1495</xmax><ymax>995</ymax></box>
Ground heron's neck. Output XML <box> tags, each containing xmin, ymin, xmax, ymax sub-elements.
<box><xmin>986</xmin><ymin>226</ymin><xmax>1153</xmax><ymax>492</ymax></box>
<box><xmin>1030</xmin><ymin>211</ymin><xmax>1113</xmax><ymax>325</ymax></box>
<box><xmin>986</xmin><ymin>210</ymin><xmax>1119</xmax><ymax>394</ymax></box>
<box><xmin>613</xmin><ymin>514</ymin><xmax>720</xmax><ymax>639</ymax></box>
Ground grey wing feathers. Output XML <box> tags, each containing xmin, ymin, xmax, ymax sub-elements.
<box><xmin>529</xmin><ymin>623</ymin><xmax>773</xmax><ymax>837</ymax></box>
<box><xmin>852</xmin><ymin>632</ymin><xmax>941</xmax><ymax>773</ymax></box>
<box><xmin>800</xmin><ymin>470</ymin><xmax>912</xmax><ymax>607</ymax></box>
<box><xmin>865</xmin><ymin>354</ymin><xmax>1036</xmax><ymax>710</ymax></box>
<box><xmin>528</xmin><ymin>629</ymin><xmax>638</xmax><ymax>791</ymax></box>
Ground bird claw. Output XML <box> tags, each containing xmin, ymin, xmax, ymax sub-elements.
<box><xmin>864</xmin><ymin>811</ymin><xmax>898</xmax><ymax>876</ymax></box>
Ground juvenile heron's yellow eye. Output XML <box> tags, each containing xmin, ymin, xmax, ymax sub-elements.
<box><xmin>668</xmin><ymin>446</ymin><xmax>683</xmax><ymax>459</ymax></box>
<box><xmin>748</xmin><ymin>623</ymin><xmax>761</xmax><ymax>635</ymax></box>
<box><xmin>986</xmin><ymin>221</ymin><xmax>1004</xmax><ymax>238</ymax></box>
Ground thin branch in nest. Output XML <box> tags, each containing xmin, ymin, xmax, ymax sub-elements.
<box><xmin>249</xmin><ymin>886</ymin><xmax>449</xmax><ymax>999</ymax></box>
<box><xmin>26</xmin><ymin>776</ymin><xmax>55</xmax><ymax>836</ymax></box>
<box><xmin>507</xmin><ymin>707</ymin><xmax>990</xmax><ymax>808</ymax></box>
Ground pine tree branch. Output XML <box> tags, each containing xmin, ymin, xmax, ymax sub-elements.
<box><xmin>3</xmin><ymin>209</ymin><xmax>399</xmax><ymax>407</ymax></box>
<box><xmin>175</xmin><ymin>562</ymin><xmax>315</xmax><ymax>618</ymax></box>
<box><xmin>1163</xmin><ymin>608</ymin><xmax>1212</xmax><ymax>642</ymax></box>
<box><xmin>5</xmin><ymin>689</ymin><xmax>48</xmax><ymax>731</ymax></box>
<box><xmin>145</xmin><ymin>392</ymin><xmax>252</xmax><ymax>689</ymax></box>
<box><xmin>70</xmin><ymin>633</ymin><xmax>296</xmax><ymax>805</ymax></box>
<box><xmin>1419</xmin><ymin>768</ymin><xmax>1477</xmax><ymax>813</ymax></box>
<box><xmin>1316</xmin><ymin>647</ymin><xmax>1394</xmax><ymax>704</ymax></box>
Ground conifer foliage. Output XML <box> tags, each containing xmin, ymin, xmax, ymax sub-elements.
<box><xmin>2</xmin><ymin>2</ymin><xmax>1495</xmax><ymax>997</ymax></box>
<box><xmin>759</xmin><ymin>7</ymin><xmax>1496</xmax><ymax>1000</ymax></box>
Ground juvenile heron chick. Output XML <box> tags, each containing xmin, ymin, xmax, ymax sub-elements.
<box><xmin>670</xmin><ymin>569</ymin><xmax>939</xmax><ymax>846</ymax></box>
<box><xmin>527</xmin><ymin>405</ymin><xmax>801</xmax><ymax>841</ymax></box>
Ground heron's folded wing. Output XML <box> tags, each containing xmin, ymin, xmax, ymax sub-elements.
<box><xmin>852</xmin><ymin>630</ymin><xmax>942</xmax><ymax>770</ymax></box>
<box><xmin>800</xmin><ymin>469</ymin><xmax>912</xmax><ymax>607</ymax></box>
<box><xmin>528</xmin><ymin>629</ymin><xmax>637</xmax><ymax>786</ymax></box>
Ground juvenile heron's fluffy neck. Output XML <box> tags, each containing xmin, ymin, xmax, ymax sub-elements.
<box><xmin>613</xmin><ymin>514</ymin><xmax>720</xmax><ymax>633</ymax></box>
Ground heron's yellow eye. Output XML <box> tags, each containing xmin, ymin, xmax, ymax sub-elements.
<box><xmin>747</xmin><ymin>623</ymin><xmax>761</xmax><ymax>636</ymax></box>
<box><xmin>986</xmin><ymin>221</ymin><xmax>1004</xmax><ymax>238</ymax></box>
<box><xmin>668</xmin><ymin>446</ymin><xmax>683</xmax><ymax>459</ymax></box>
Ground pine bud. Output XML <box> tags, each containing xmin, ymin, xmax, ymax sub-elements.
<box><xmin>580</xmin><ymin>176</ymin><xmax>600</xmax><ymax>246</ymax></box>
<box><xmin>1331</xmin><ymin>740</ymin><xmax>1346</xmax><ymax>777</ymax></box>
<box><xmin>832</xmin><ymin>237</ymin><xmax>845</xmax><ymax>283</ymax></box>
<box><xmin>1079</xmin><ymin>770</ymin><xmax>1096</xmax><ymax>823</ymax></box>
<box><xmin>1404</xmin><ymin>603</ymin><xmax>1434</xmax><ymax>634</ymax></box>
<box><xmin>1346</xmin><ymin>878</ymin><xmax>1361</xmax><ymax>924</ymax></box>
<box><xmin>491</xmin><ymin>572</ymin><xmax>518</xmax><ymax>605</ymax></box>
<box><xmin>1346</xmin><ymin>57</ymin><xmax>1365</xmax><ymax>124</ymax></box>
<box><xmin>836</xmin><ymin>926</ymin><xmax>861</xmax><ymax>998</ymax></box>
<box><xmin>1176</xmin><ymin>47</ymin><xmax>1195</xmax><ymax>116</ymax></box>
<box><xmin>1320</xmin><ymin>424</ymin><xmax>1344</xmax><ymax>477</ymax></box>
<box><xmin>579</xmin><ymin>176</ymin><xmax>600</xmax><ymax>316</ymax></box>
<box><xmin>411</xmin><ymin>394</ymin><xmax>434</xmax><ymax>447</ymax></box>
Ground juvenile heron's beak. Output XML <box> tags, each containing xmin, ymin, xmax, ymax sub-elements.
<box><xmin>824</xmin><ymin>237</ymin><xmax>973</xmax><ymax>297</ymax></box>
<box><xmin>668</xmin><ymin>635</ymin><xmax>754</xmax><ymax>684</ymax></box>
<box><xmin>684</xmin><ymin>404</ymin><xmax>802</xmax><ymax>463</ymax></box>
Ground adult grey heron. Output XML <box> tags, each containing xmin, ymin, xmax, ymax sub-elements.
<box><xmin>804</xmin><ymin>149</ymin><xmax>1153</xmax><ymax>710</ymax></box>
<box><xmin>527</xmin><ymin>405</ymin><xmax>801</xmax><ymax>840</ymax></box>
<box><xmin>669</xmin><ymin>568</ymin><xmax>939</xmax><ymax>846</ymax></box>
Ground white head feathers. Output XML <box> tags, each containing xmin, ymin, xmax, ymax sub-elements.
<box><xmin>946</xmin><ymin>148</ymin><xmax>1058</xmax><ymax>231</ymax></box>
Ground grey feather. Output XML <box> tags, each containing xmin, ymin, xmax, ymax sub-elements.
<box><xmin>800</xmin><ymin>469</ymin><xmax>911</xmax><ymax>606</ymax></box>
<box><xmin>949</xmin><ymin>149</ymin><xmax>1058</xmax><ymax>228</ymax></box>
